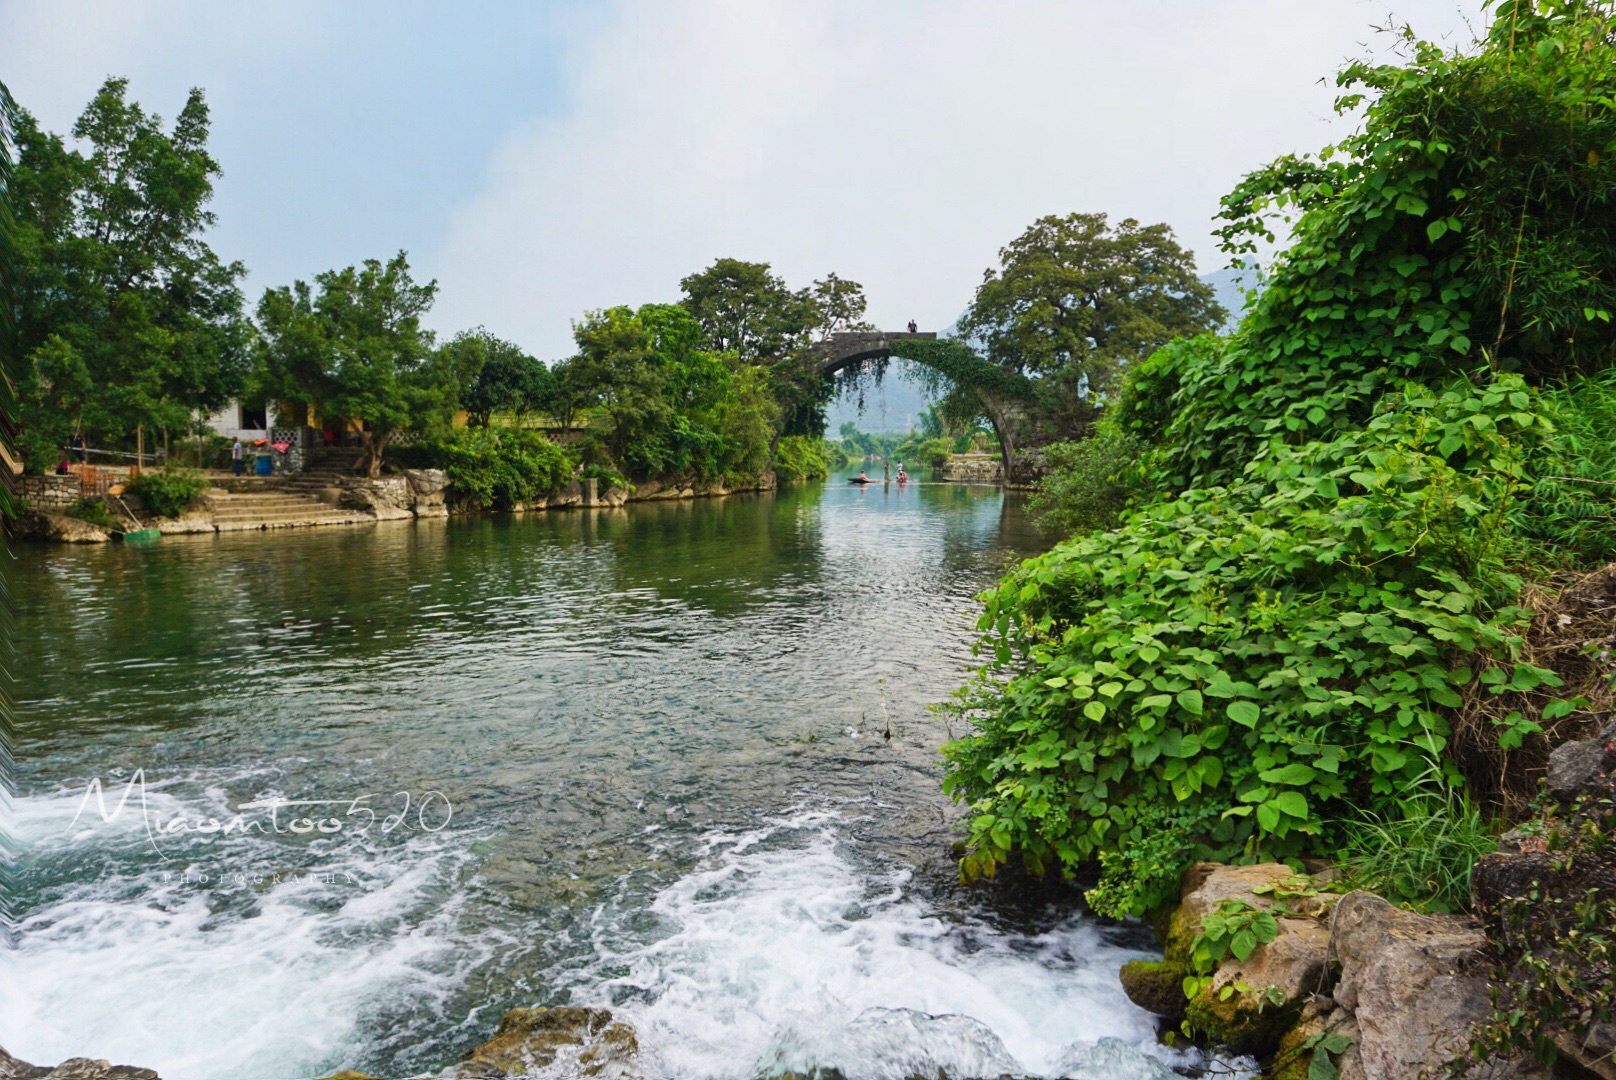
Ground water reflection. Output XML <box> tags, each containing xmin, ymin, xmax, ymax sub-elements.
<box><xmin>9</xmin><ymin>471</ymin><xmax>1098</xmax><ymax>1080</ymax></box>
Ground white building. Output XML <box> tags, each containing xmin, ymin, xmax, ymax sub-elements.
<box><xmin>204</xmin><ymin>400</ymin><xmax>271</xmax><ymax>441</ymax></box>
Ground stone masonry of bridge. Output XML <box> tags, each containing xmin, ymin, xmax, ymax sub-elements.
<box><xmin>807</xmin><ymin>331</ymin><xmax>937</xmax><ymax>376</ymax></box>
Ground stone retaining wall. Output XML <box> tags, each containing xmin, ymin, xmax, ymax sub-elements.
<box><xmin>15</xmin><ymin>474</ymin><xmax>80</xmax><ymax>509</ymax></box>
<box><xmin>938</xmin><ymin>455</ymin><xmax>1002</xmax><ymax>484</ymax></box>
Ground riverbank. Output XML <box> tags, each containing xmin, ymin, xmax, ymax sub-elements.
<box><xmin>1119</xmin><ymin>708</ymin><xmax>1616</xmax><ymax>1080</ymax></box>
<box><xmin>9</xmin><ymin>468</ymin><xmax>782</xmax><ymax>543</ymax></box>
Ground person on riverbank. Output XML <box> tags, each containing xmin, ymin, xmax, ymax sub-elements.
<box><xmin>70</xmin><ymin>431</ymin><xmax>85</xmax><ymax>463</ymax></box>
<box><xmin>907</xmin><ymin>319</ymin><xmax>918</xmax><ymax>333</ymax></box>
<box><xmin>231</xmin><ymin>436</ymin><xmax>244</xmax><ymax>476</ymax></box>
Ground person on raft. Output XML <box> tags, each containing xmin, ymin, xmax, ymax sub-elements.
<box><xmin>857</xmin><ymin>470</ymin><xmax>870</xmax><ymax>482</ymax></box>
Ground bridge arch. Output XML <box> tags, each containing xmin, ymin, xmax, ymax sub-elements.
<box><xmin>807</xmin><ymin>331</ymin><xmax>1035</xmax><ymax>481</ymax></box>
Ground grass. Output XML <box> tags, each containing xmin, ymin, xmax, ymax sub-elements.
<box><xmin>1338</xmin><ymin>780</ymin><xmax>1498</xmax><ymax>914</ymax></box>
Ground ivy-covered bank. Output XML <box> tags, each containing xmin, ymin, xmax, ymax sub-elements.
<box><xmin>943</xmin><ymin>4</ymin><xmax>1615</xmax><ymax>1073</ymax></box>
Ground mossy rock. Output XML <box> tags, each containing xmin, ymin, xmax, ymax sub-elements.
<box><xmin>1119</xmin><ymin>959</ymin><xmax>1187</xmax><ymax>1024</ymax></box>
<box><xmin>458</xmin><ymin>1006</ymin><xmax>639</xmax><ymax>1078</ymax></box>
<box><xmin>1268</xmin><ymin>1012</ymin><xmax>1328</xmax><ymax>1080</ymax></box>
<box><xmin>1182</xmin><ymin>983</ymin><xmax>1298</xmax><ymax>1058</ymax></box>
<box><xmin>1160</xmin><ymin>906</ymin><xmax>1196</xmax><ymax>969</ymax></box>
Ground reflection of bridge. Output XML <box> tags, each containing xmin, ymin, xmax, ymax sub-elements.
<box><xmin>807</xmin><ymin>331</ymin><xmax>937</xmax><ymax>377</ymax></box>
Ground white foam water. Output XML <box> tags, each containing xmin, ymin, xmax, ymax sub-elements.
<box><xmin>568</xmin><ymin>811</ymin><xmax>1204</xmax><ymax>1080</ymax></box>
<box><xmin>5</xmin><ymin>783</ymin><xmax>500</xmax><ymax>1080</ymax></box>
<box><xmin>8</xmin><ymin>791</ymin><xmax>1238</xmax><ymax>1080</ymax></box>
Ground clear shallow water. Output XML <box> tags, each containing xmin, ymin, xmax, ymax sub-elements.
<box><xmin>6</xmin><ymin>475</ymin><xmax>1193</xmax><ymax>1080</ymax></box>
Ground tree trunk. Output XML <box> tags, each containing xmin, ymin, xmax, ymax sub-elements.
<box><xmin>358</xmin><ymin>430</ymin><xmax>393</xmax><ymax>478</ymax></box>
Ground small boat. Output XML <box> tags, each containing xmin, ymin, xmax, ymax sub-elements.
<box><xmin>848</xmin><ymin>477</ymin><xmax>876</xmax><ymax>484</ymax></box>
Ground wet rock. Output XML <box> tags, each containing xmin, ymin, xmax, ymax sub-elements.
<box><xmin>0</xmin><ymin>1051</ymin><xmax>160</xmax><ymax>1080</ymax></box>
<box><xmin>1165</xmin><ymin>864</ymin><xmax>1335</xmax><ymax>1055</ymax></box>
<box><xmin>17</xmin><ymin>510</ymin><xmax>112</xmax><ymax>543</ymax></box>
<box><xmin>1329</xmin><ymin>891</ymin><xmax>1491</xmax><ymax>1080</ymax></box>
<box><xmin>600</xmin><ymin>485</ymin><xmax>628</xmax><ymax>507</ymax></box>
<box><xmin>1182</xmin><ymin>913</ymin><xmax>1332</xmax><ymax>1055</ymax></box>
<box><xmin>0</xmin><ymin>1046</ymin><xmax>49</xmax><ymax>1080</ymax></box>
<box><xmin>1270</xmin><ymin>998</ymin><xmax>1356</xmax><ymax>1080</ymax></box>
<box><xmin>452</xmin><ymin>1006</ymin><xmax>639</xmax><ymax>1079</ymax></box>
<box><xmin>311</xmin><ymin>1072</ymin><xmax>383</xmax><ymax>1080</ymax></box>
<box><xmin>403</xmin><ymin>468</ymin><xmax>451</xmax><ymax>517</ymax></box>
<box><xmin>1546</xmin><ymin>717</ymin><xmax>1616</xmax><ymax>803</ymax></box>
<box><xmin>1119</xmin><ymin>959</ymin><xmax>1186</xmax><ymax>1023</ymax></box>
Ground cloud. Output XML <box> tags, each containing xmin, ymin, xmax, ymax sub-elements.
<box><xmin>433</xmin><ymin>0</ymin><xmax>1481</xmax><ymax>359</ymax></box>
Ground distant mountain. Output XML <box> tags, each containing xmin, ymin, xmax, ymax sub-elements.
<box><xmin>825</xmin><ymin>361</ymin><xmax>937</xmax><ymax>434</ymax></box>
<box><xmin>1202</xmin><ymin>266</ymin><xmax>1260</xmax><ymax>332</ymax></box>
<box><xmin>827</xmin><ymin>273</ymin><xmax>1260</xmax><ymax>434</ymax></box>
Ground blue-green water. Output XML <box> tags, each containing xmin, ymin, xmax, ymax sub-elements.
<box><xmin>7</xmin><ymin>475</ymin><xmax>1188</xmax><ymax>1080</ymax></box>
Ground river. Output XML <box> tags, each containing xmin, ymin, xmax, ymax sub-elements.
<box><xmin>8</xmin><ymin>473</ymin><xmax>1195</xmax><ymax>1080</ymax></box>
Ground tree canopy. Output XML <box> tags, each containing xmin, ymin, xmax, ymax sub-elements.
<box><xmin>254</xmin><ymin>252</ymin><xmax>443</xmax><ymax>476</ymax></box>
<box><xmin>945</xmin><ymin>212</ymin><xmax>1223</xmax><ymax>445</ymax></box>
<box><xmin>10</xmin><ymin>77</ymin><xmax>249</xmax><ymax>469</ymax></box>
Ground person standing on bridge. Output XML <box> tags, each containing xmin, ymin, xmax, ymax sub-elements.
<box><xmin>907</xmin><ymin>319</ymin><xmax>918</xmax><ymax>333</ymax></box>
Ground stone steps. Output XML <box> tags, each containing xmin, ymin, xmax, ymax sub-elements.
<box><xmin>204</xmin><ymin>489</ymin><xmax>370</xmax><ymax>529</ymax></box>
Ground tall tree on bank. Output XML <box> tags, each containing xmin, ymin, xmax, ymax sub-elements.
<box><xmin>678</xmin><ymin>258</ymin><xmax>815</xmax><ymax>363</ymax></box>
<box><xmin>255</xmin><ymin>253</ymin><xmax>445</xmax><ymax>478</ymax></box>
<box><xmin>954</xmin><ymin>212</ymin><xmax>1224</xmax><ymax>441</ymax></box>
<box><xmin>441</xmin><ymin>329</ymin><xmax>556</xmax><ymax>427</ymax></box>
<box><xmin>678</xmin><ymin>257</ymin><xmax>878</xmax><ymax>437</ymax></box>
<box><xmin>10</xmin><ymin>78</ymin><xmax>249</xmax><ymax>470</ymax></box>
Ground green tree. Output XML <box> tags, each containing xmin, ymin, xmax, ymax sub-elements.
<box><xmin>11</xmin><ymin>78</ymin><xmax>250</xmax><ymax>470</ymax></box>
<box><xmin>956</xmin><ymin>212</ymin><xmax>1223</xmax><ymax>440</ymax></box>
<box><xmin>679</xmin><ymin>257</ymin><xmax>814</xmax><ymax>362</ymax></box>
<box><xmin>808</xmin><ymin>272</ymin><xmax>874</xmax><ymax>339</ymax></box>
<box><xmin>255</xmin><ymin>252</ymin><xmax>442</xmax><ymax>477</ymax></box>
<box><xmin>447</xmin><ymin>329</ymin><xmax>554</xmax><ymax>427</ymax></box>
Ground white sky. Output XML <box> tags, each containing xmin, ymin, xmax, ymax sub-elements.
<box><xmin>2</xmin><ymin>0</ymin><xmax>1486</xmax><ymax>360</ymax></box>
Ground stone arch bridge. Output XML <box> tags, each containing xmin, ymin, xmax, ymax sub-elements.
<box><xmin>806</xmin><ymin>330</ymin><xmax>1038</xmax><ymax>483</ymax></box>
<box><xmin>807</xmin><ymin>330</ymin><xmax>937</xmax><ymax>377</ymax></box>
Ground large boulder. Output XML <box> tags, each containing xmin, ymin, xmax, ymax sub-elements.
<box><xmin>1546</xmin><ymin>717</ymin><xmax>1616</xmax><ymax>804</ymax></box>
<box><xmin>1143</xmin><ymin>864</ymin><xmax>1334</xmax><ymax>1055</ymax></box>
<box><xmin>1329</xmin><ymin>891</ymin><xmax>1492</xmax><ymax>1080</ymax></box>
<box><xmin>452</xmin><ymin>1006</ymin><xmax>639</xmax><ymax>1079</ymax></box>
<box><xmin>1182</xmin><ymin>913</ymin><xmax>1332</xmax><ymax>1055</ymax></box>
<box><xmin>403</xmin><ymin>468</ymin><xmax>451</xmax><ymax>517</ymax></box>
<box><xmin>16</xmin><ymin>511</ymin><xmax>112</xmax><ymax>543</ymax></box>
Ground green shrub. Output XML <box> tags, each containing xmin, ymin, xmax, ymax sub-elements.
<box><xmin>772</xmin><ymin>435</ymin><xmax>831</xmax><ymax>481</ymax></box>
<box><xmin>128</xmin><ymin>468</ymin><xmax>209</xmax><ymax>518</ymax></box>
<box><xmin>914</xmin><ymin>437</ymin><xmax>952</xmax><ymax>469</ymax></box>
<box><xmin>1516</xmin><ymin>369</ymin><xmax>1616</xmax><ymax>568</ymax></box>
<box><xmin>942</xmin><ymin>376</ymin><xmax>1561</xmax><ymax>917</ymax></box>
<box><xmin>580</xmin><ymin>461</ymin><xmax>627</xmax><ymax>492</ymax></box>
<box><xmin>1027</xmin><ymin>431</ymin><xmax>1145</xmax><ymax>537</ymax></box>
<box><xmin>64</xmin><ymin>499</ymin><xmax>119</xmax><ymax>529</ymax></box>
<box><xmin>940</xmin><ymin>4</ymin><xmax>1616</xmax><ymax>918</ymax></box>
<box><xmin>435</xmin><ymin>427</ymin><xmax>574</xmax><ymax>509</ymax></box>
